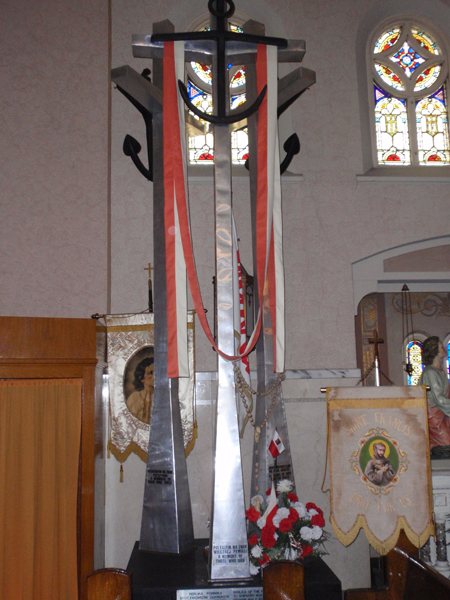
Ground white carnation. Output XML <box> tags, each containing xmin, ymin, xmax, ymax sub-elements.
<box><xmin>251</xmin><ymin>545</ymin><xmax>263</xmax><ymax>558</ymax></box>
<box><xmin>291</xmin><ymin>501</ymin><xmax>307</xmax><ymax>518</ymax></box>
<box><xmin>300</xmin><ymin>526</ymin><xmax>314</xmax><ymax>541</ymax></box>
<box><xmin>277</xmin><ymin>479</ymin><xmax>294</xmax><ymax>493</ymax></box>
<box><xmin>249</xmin><ymin>563</ymin><xmax>260</xmax><ymax>575</ymax></box>
<box><xmin>310</xmin><ymin>525</ymin><xmax>323</xmax><ymax>540</ymax></box>
<box><xmin>307</xmin><ymin>508</ymin><xmax>318</xmax><ymax>518</ymax></box>
<box><xmin>272</xmin><ymin>507</ymin><xmax>290</xmax><ymax>528</ymax></box>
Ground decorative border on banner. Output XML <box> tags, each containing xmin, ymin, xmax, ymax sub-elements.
<box><xmin>329</xmin><ymin>514</ymin><xmax>434</xmax><ymax>556</ymax></box>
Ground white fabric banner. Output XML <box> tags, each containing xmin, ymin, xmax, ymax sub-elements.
<box><xmin>327</xmin><ymin>385</ymin><xmax>434</xmax><ymax>555</ymax></box>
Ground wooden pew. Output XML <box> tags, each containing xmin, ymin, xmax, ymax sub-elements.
<box><xmin>86</xmin><ymin>568</ymin><xmax>131</xmax><ymax>600</ymax></box>
<box><xmin>263</xmin><ymin>560</ymin><xmax>305</xmax><ymax>600</ymax></box>
<box><xmin>344</xmin><ymin>533</ymin><xmax>450</xmax><ymax>600</ymax></box>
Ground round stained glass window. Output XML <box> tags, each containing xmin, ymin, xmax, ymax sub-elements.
<box><xmin>373</xmin><ymin>24</ymin><xmax>445</xmax><ymax>95</ymax></box>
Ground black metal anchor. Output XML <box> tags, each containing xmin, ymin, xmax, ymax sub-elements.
<box><xmin>244</xmin><ymin>132</ymin><xmax>300</xmax><ymax>175</ymax></box>
<box><xmin>116</xmin><ymin>69</ymin><xmax>154</xmax><ymax>181</ymax></box>
<box><xmin>151</xmin><ymin>0</ymin><xmax>287</xmax><ymax>124</ymax></box>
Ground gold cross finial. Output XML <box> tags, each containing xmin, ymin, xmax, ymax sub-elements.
<box><xmin>144</xmin><ymin>263</ymin><xmax>153</xmax><ymax>312</ymax></box>
<box><xmin>368</xmin><ymin>329</ymin><xmax>384</xmax><ymax>359</ymax></box>
<box><xmin>144</xmin><ymin>263</ymin><xmax>153</xmax><ymax>281</ymax></box>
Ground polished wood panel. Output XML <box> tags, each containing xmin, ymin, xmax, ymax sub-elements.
<box><xmin>263</xmin><ymin>561</ymin><xmax>305</xmax><ymax>600</ymax></box>
<box><xmin>0</xmin><ymin>317</ymin><xmax>97</xmax><ymax>600</ymax></box>
<box><xmin>87</xmin><ymin>569</ymin><xmax>131</xmax><ymax>600</ymax></box>
<box><xmin>344</xmin><ymin>532</ymin><xmax>450</xmax><ymax>600</ymax></box>
<box><xmin>0</xmin><ymin>316</ymin><xmax>97</xmax><ymax>359</ymax></box>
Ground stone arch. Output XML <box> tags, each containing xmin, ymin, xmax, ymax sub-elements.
<box><xmin>352</xmin><ymin>234</ymin><xmax>450</xmax><ymax>315</ymax></box>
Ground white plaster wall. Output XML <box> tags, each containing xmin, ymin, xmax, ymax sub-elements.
<box><xmin>0</xmin><ymin>0</ymin><xmax>110</xmax><ymax>318</ymax></box>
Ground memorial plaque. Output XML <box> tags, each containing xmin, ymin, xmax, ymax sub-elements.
<box><xmin>211</xmin><ymin>543</ymin><xmax>248</xmax><ymax>569</ymax></box>
<box><xmin>177</xmin><ymin>588</ymin><xmax>262</xmax><ymax>600</ymax></box>
<box><xmin>147</xmin><ymin>468</ymin><xmax>173</xmax><ymax>485</ymax></box>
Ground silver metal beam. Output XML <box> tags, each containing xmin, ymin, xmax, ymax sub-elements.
<box><xmin>244</xmin><ymin>19</ymin><xmax>301</xmax><ymax>499</ymax></box>
<box><xmin>208</xmin><ymin>9</ymin><xmax>251</xmax><ymax>578</ymax></box>
<box><xmin>111</xmin><ymin>65</ymin><xmax>163</xmax><ymax>112</ymax></box>
<box><xmin>209</xmin><ymin>124</ymin><xmax>250</xmax><ymax>581</ymax></box>
<box><xmin>278</xmin><ymin>67</ymin><xmax>316</xmax><ymax>110</ymax></box>
<box><xmin>113</xmin><ymin>19</ymin><xmax>195</xmax><ymax>554</ymax></box>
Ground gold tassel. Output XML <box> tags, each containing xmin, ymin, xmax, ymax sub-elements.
<box><xmin>120</xmin><ymin>464</ymin><xmax>124</xmax><ymax>483</ymax></box>
<box><xmin>184</xmin><ymin>421</ymin><xmax>198</xmax><ymax>458</ymax></box>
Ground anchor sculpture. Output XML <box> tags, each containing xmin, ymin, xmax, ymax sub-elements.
<box><xmin>112</xmin><ymin>0</ymin><xmax>315</xmax><ymax>582</ymax></box>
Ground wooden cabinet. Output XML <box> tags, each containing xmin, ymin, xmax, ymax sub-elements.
<box><xmin>0</xmin><ymin>316</ymin><xmax>97</xmax><ymax>600</ymax></box>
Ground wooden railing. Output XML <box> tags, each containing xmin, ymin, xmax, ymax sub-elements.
<box><xmin>345</xmin><ymin>533</ymin><xmax>450</xmax><ymax>600</ymax></box>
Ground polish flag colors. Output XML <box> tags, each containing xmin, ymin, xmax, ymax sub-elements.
<box><xmin>163</xmin><ymin>41</ymin><xmax>285</xmax><ymax>377</ymax></box>
<box><xmin>269</xmin><ymin>429</ymin><xmax>285</xmax><ymax>458</ymax></box>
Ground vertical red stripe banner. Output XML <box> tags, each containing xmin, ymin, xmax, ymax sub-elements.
<box><xmin>162</xmin><ymin>42</ymin><xmax>284</xmax><ymax>373</ymax></box>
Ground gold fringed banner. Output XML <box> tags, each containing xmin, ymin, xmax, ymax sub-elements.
<box><xmin>327</xmin><ymin>385</ymin><xmax>434</xmax><ymax>555</ymax></box>
<box><xmin>106</xmin><ymin>312</ymin><xmax>196</xmax><ymax>464</ymax></box>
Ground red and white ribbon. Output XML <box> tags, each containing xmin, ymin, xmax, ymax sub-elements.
<box><xmin>163</xmin><ymin>42</ymin><xmax>285</xmax><ymax>377</ymax></box>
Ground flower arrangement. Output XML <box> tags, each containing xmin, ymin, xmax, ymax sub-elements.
<box><xmin>246</xmin><ymin>479</ymin><xmax>327</xmax><ymax>575</ymax></box>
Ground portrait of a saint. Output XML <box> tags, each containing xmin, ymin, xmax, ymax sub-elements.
<box><xmin>124</xmin><ymin>347</ymin><xmax>154</xmax><ymax>424</ymax></box>
<box><xmin>363</xmin><ymin>440</ymin><xmax>396</xmax><ymax>487</ymax></box>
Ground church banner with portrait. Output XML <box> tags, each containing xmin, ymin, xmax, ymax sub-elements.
<box><xmin>326</xmin><ymin>385</ymin><xmax>434</xmax><ymax>555</ymax></box>
<box><xmin>106</xmin><ymin>313</ymin><xmax>196</xmax><ymax>465</ymax></box>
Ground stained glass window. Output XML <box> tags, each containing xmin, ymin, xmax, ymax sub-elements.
<box><xmin>187</xmin><ymin>80</ymin><xmax>214</xmax><ymax>163</ymax></box>
<box><xmin>371</xmin><ymin>22</ymin><xmax>450</xmax><ymax>166</ymax></box>
<box><xmin>374</xmin><ymin>87</ymin><xmax>410</xmax><ymax>164</ymax></box>
<box><xmin>447</xmin><ymin>340</ymin><xmax>450</xmax><ymax>379</ymax></box>
<box><xmin>187</xmin><ymin>22</ymin><xmax>249</xmax><ymax>165</ymax></box>
<box><xmin>406</xmin><ymin>340</ymin><xmax>424</xmax><ymax>386</ymax></box>
<box><xmin>416</xmin><ymin>87</ymin><xmax>450</xmax><ymax>163</ymax></box>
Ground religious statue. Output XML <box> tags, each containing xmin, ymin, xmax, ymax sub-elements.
<box><xmin>419</xmin><ymin>336</ymin><xmax>450</xmax><ymax>450</ymax></box>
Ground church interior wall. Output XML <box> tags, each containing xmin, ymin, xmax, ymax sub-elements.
<box><xmin>0</xmin><ymin>0</ymin><xmax>110</xmax><ymax>319</ymax></box>
<box><xmin>2</xmin><ymin>0</ymin><xmax>450</xmax><ymax>592</ymax></box>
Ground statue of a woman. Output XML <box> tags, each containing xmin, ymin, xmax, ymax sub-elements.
<box><xmin>419</xmin><ymin>336</ymin><xmax>450</xmax><ymax>449</ymax></box>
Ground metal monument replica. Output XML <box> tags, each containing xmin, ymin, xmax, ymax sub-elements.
<box><xmin>112</xmin><ymin>0</ymin><xmax>315</xmax><ymax>582</ymax></box>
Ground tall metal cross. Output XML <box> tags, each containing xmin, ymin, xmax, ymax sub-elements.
<box><xmin>112</xmin><ymin>0</ymin><xmax>315</xmax><ymax>582</ymax></box>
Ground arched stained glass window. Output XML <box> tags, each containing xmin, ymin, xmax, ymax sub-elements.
<box><xmin>406</xmin><ymin>339</ymin><xmax>424</xmax><ymax>385</ymax></box>
<box><xmin>187</xmin><ymin>21</ymin><xmax>249</xmax><ymax>165</ymax></box>
<box><xmin>374</xmin><ymin>89</ymin><xmax>410</xmax><ymax>163</ymax></box>
<box><xmin>447</xmin><ymin>340</ymin><xmax>450</xmax><ymax>379</ymax></box>
<box><xmin>416</xmin><ymin>88</ymin><xmax>450</xmax><ymax>163</ymax></box>
<box><xmin>371</xmin><ymin>21</ymin><xmax>450</xmax><ymax>166</ymax></box>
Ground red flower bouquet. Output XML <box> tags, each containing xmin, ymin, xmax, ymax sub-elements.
<box><xmin>246</xmin><ymin>480</ymin><xmax>327</xmax><ymax>575</ymax></box>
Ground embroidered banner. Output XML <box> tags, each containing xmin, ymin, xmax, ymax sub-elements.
<box><xmin>106</xmin><ymin>313</ymin><xmax>196</xmax><ymax>463</ymax></box>
<box><xmin>327</xmin><ymin>385</ymin><xmax>434</xmax><ymax>555</ymax></box>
